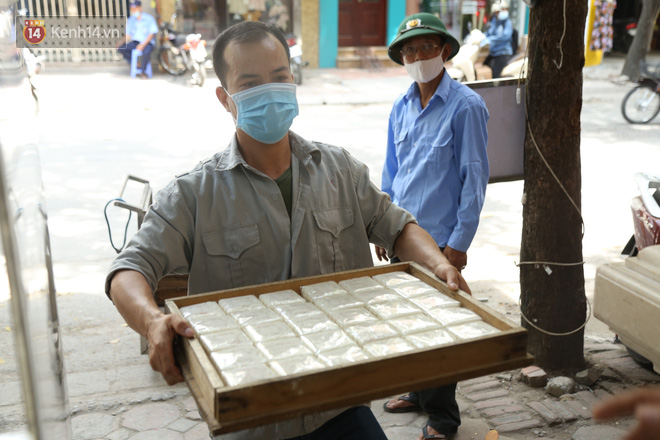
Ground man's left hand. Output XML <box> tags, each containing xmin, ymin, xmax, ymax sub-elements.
<box><xmin>432</xmin><ymin>262</ymin><xmax>471</xmax><ymax>295</ymax></box>
<box><xmin>443</xmin><ymin>246</ymin><xmax>467</xmax><ymax>271</ymax></box>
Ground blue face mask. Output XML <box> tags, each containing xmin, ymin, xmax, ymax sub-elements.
<box><xmin>498</xmin><ymin>11</ymin><xmax>509</xmax><ymax>20</ymax></box>
<box><xmin>229</xmin><ymin>82</ymin><xmax>299</xmax><ymax>144</ymax></box>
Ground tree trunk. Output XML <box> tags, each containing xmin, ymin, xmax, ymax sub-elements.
<box><xmin>622</xmin><ymin>0</ymin><xmax>660</xmax><ymax>80</ymax></box>
<box><xmin>520</xmin><ymin>1</ymin><xmax>588</xmax><ymax>371</ymax></box>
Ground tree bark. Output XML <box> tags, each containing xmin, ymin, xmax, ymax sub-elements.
<box><xmin>520</xmin><ymin>1</ymin><xmax>588</xmax><ymax>371</ymax></box>
<box><xmin>622</xmin><ymin>0</ymin><xmax>660</xmax><ymax>80</ymax></box>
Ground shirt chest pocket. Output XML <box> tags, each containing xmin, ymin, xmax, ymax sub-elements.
<box><xmin>313</xmin><ymin>207</ymin><xmax>355</xmax><ymax>274</ymax></box>
<box><xmin>202</xmin><ymin>224</ymin><xmax>266</xmax><ymax>287</ymax></box>
<box><xmin>427</xmin><ymin>129</ymin><xmax>454</xmax><ymax>167</ymax></box>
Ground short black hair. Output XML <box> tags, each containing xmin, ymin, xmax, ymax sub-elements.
<box><xmin>212</xmin><ymin>21</ymin><xmax>290</xmax><ymax>89</ymax></box>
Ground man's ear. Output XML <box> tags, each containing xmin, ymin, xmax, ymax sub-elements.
<box><xmin>442</xmin><ymin>44</ymin><xmax>452</xmax><ymax>62</ymax></box>
<box><xmin>216</xmin><ymin>86</ymin><xmax>231</xmax><ymax>112</ymax></box>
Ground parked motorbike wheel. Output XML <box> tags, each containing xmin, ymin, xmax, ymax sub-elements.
<box><xmin>159</xmin><ymin>47</ymin><xmax>187</xmax><ymax>76</ymax></box>
<box><xmin>621</xmin><ymin>85</ymin><xmax>660</xmax><ymax>124</ymax></box>
<box><xmin>291</xmin><ymin>62</ymin><xmax>302</xmax><ymax>86</ymax></box>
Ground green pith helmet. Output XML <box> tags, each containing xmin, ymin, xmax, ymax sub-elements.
<box><xmin>388</xmin><ymin>13</ymin><xmax>461</xmax><ymax>65</ymax></box>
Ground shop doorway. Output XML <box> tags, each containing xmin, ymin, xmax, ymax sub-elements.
<box><xmin>338</xmin><ymin>0</ymin><xmax>387</xmax><ymax>46</ymax></box>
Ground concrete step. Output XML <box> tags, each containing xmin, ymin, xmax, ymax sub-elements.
<box><xmin>337</xmin><ymin>46</ymin><xmax>399</xmax><ymax>69</ymax></box>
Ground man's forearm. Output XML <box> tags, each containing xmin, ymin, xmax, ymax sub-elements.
<box><xmin>109</xmin><ymin>269</ymin><xmax>162</xmax><ymax>337</ymax></box>
<box><xmin>393</xmin><ymin>223</ymin><xmax>448</xmax><ymax>272</ymax></box>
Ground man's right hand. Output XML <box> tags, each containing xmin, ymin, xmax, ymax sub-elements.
<box><xmin>146</xmin><ymin>312</ymin><xmax>194</xmax><ymax>385</ymax></box>
<box><xmin>109</xmin><ymin>270</ymin><xmax>195</xmax><ymax>386</ymax></box>
<box><xmin>374</xmin><ymin>245</ymin><xmax>389</xmax><ymax>262</ymax></box>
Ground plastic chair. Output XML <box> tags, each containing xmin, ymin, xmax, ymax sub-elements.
<box><xmin>130</xmin><ymin>49</ymin><xmax>152</xmax><ymax>78</ymax></box>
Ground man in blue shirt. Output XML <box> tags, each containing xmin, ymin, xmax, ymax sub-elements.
<box><xmin>379</xmin><ymin>13</ymin><xmax>489</xmax><ymax>440</ymax></box>
<box><xmin>484</xmin><ymin>1</ymin><xmax>514</xmax><ymax>78</ymax></box>
<box><xmin>117</xmin><ymin>0</ymin><xmax>158</xmax><ymax>78</ymax></box>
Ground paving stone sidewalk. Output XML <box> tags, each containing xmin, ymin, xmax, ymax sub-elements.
<box><xmin>61</xmin><ymin>337</ymin><xmax>658</xmax><ymax>440</ymax></box>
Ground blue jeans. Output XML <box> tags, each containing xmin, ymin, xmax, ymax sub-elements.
<box><xmin>118</xmin><ymin>40</ymin><xmax>154</xmax><ymax>73</ymax></box>
<box><xmin>285</xmin><ymin>407</ymin><xmax>387</xmax><ymax>440</ymax></box>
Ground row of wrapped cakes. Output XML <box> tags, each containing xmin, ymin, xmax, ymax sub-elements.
<box><xmin>179</xmin><ymin>271</ymin><xmax>500</xmax><ymax>387</ymax></box>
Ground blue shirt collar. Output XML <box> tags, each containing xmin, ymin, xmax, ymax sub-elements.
<box><xmin>403</xmin><ymin>69</ymin><xmax>451</xmax><ymax>107</ymax></box>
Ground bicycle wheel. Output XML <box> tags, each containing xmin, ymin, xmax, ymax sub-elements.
<box><xmin>159</xmin><ymin>48</ymin><xmax>187</xmax><ymax>76</ymax></box>
<box><xmin>621</xmin><ymin>86</ymin><xmax>660</xmax><ymax>124</ymax></box>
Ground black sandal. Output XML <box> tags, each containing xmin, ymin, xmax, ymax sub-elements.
<box><xmin>382</xmin><ymin>394</ymin><xmax>421</xmax><ymax>413</ymax></box>
<box><xmin>421</xmin><ymin>425</ymin><xmax>455</xmax><ymax>440</ymax></box>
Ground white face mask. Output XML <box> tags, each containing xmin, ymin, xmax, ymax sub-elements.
<box><xmin>404</xmin><ymin>52</ymin><xmax>445</xmax><ymax>84</ymax></box>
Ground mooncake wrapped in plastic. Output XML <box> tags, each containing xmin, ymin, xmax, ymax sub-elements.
<box><xmin>190</xmin><ymin>315</ymin><xmax>240</xmax><ymax>335</ymax></box>
<box><xmin>350</xmin><ymin>288</ymin><xmax>400</xmax><ymax>304</ymax></box>
<box><xmin>186</xmin><ymin>310</ymin><xmax>230</xmax><ymax>327</ymax></box>
<box><xmin>388</xmin><ymin>314</ymin><xmax>441</xmax><ymax>335</ymax></box>
<box><xmin>367</xmin><ymin>299</ymin><xmax>421</xmax><ymax>320</ymax></box>
<box><xmin>244</xmin><ymin>320</ymin><xmax>297</xmax><ymax>343</ymax></box>
<box><xmin>302</xmin><ymin>329</ymin><xmax>354</xmax><ymax>353</ymax></box>
<box><xmin>314</xmin><ymin>294</ymin><xmax>363</xmax><ymax>312</ymax></box>
<box><xmin>180</xmin><ymin>301</ymin><xmax>224</xmax><ymax>318</ymax></box>
<box><xmin>318</xmin><ymin>345</ymin><xmax>370</xmax><ymax>366</ymax></box>
<box><xmin>447</xmin><ymin>321</ymin><xmax>500</xmax><ymax>341</ymax></box>
<box><xmin>428</xmin><ymin>307</ymin><xmax>481</xmax><ymax>327</ymax></box>
<box><xmin>218</xmin><ymin>295</ymin><xmax>265</xmax><ymax>314</ymax></box>
<box><xmin>327</xmin><ymin>306</ymin><xmax>379</xmax><ymax>327</ymax></box>
<box><xmin>409</xmin><ymin>292</ymin><xmax>461</xmax><ymax>310</ymax></box>
<box><xmin>363</xmin><ymin>337</ymin><xmax>416</xmax><ymax>357</ymax></box>
<box><xmin>390</xmin><ymin>281</ymin><xmax>439</xmax><ymax>298</ymax></box>
<box><xmin>199</xmin><ymin>329</ymin><xmax>252</xmax><ymax>352</ymax></box>
<box><xmin>372</xmin><ymin>271</ymin><xmax>418</xmax><ymax>287</ymax></box>
<box><xmin>210</xmin><ymin>345</ymin><xmax>267</xmax><ymax>370</ymax></box>
<box><xmin>231</xmin><ymin>308</ymin><xmax>281</xmax><ymax>326</ymax></box>
<box><xmin>345</xmin><ymin>322</ymin><xmax>399</xmax><ymax>345</ymax></box>
<box><xmin>269</xmin><ymin>355</ymin><xmax>326</xmax><ymax>376</ymax></box>
<box><xmin>275</xmin><ymin>302</ymin><xmax>324</xmax><ymax>320</ymax></box>
<box><xmin>301</xmin><ymin>281</ymin><xmax>346</xmax><ymax>302</ymax></box>
<box><xmin>221</xmin><ymin>363</ymin><xmax>279</xmax><ymax>386</ymax></box>
<box><xmin>259</xmin><ymin>289</ymin><xmax>306</xmax><ymax>309</ymax></box>
<box><xmin>338</xmin><ymin>276</ymin><xmax>383</xmax><ymax>294</ymax></box>
<box><xmin>405</xmin><ymin>328</ymin><xmax>456</xmax><ymax>349</ymax></box>
<box><xmin>288</xmin><ymin>314</ymin><xmax>339</xmax><ymax>335</ymax></box>
<box><xmin>257</xmin><ymin>337</ymin><xmax>313</xmax><ymax>360</ymax></box>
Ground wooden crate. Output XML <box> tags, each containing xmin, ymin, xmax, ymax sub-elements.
<box><xmin>165</xmin><ymin>262</ymin><xmax>533</xmax><ymax>435</ymax></box>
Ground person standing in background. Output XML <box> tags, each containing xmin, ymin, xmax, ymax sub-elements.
<box><xmin>377</xmin><ymin>13</ymin><xmax>489</xmax><ymax>440</ymax></box>
<box><xmin>484</xmin><ymin>0</ymin><xmax>513</xmax><ymax>78</ymax></box>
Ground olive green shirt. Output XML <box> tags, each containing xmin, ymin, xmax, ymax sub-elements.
<box><xmin>105</xmin><ymin>131</ymin><xmax>416</xmax><ymax>439</ymax></box>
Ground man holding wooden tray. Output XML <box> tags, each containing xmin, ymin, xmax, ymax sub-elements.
<box><xmin>105</xmin><ymin>20</ymin><xmax>470</xmax><ymax>440</ymax></box>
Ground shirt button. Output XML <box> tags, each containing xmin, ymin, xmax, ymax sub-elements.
<box><xmin>272</xmin><ymin>195</ymin><xmax>278</xmax><ymax>200</ymax></box>
<box><xmin>305</xmin><ymin>415</ymin><xmax>313</xmax><ymax>421</ymax></box>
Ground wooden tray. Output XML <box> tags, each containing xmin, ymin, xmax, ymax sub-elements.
<box><xmin>165</xmin><ymin>262</ymin><xmax>533</xmax><ymax>435</ymax></box>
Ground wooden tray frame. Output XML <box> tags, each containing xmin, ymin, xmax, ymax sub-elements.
<box><xmin>165</xmin><ymin>262</ymin><xmax>533</xmax><ymax>435</ymax></box>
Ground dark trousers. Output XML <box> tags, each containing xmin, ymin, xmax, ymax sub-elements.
<box><xmin>390</xmin><ymin>255</ymin><xmax>461</xmax><ymax>436</ymax></box>
<box><xmin>285</xmin><ymin>407</ymin><xmax>387</xmax><ymax>440</ymax></box>
<box><xmin>118</xmin><ymin>40</ymin><xmax>153</xmax><ymax>74</ymax></box>
<box><xmin>484</xmin><ymin>54</ymin><xmax>512</xmax><ymax>78</ymax></box>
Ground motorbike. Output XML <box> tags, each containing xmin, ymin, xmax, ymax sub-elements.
<box><xmin>447</xmin><ymin>29</ymin><xmax>487</xmax><ymax>83</ymax></box>
<box><xmin>158</xmin><ymin>13</ymin><xmax>208</xmax><ymax>87</ymax></box>
<box><xmin>620</xmin><ymin>61</ymin><xmax>660</xmax><ymax>124</ymax></box>
<box><xmin>612</xmin><ymin>18</ymin><xmax>637</xmax><ymax>54</ymax></box>
<box><xmin>622</xmin><ymin>172</ymin><xmax>660</xmax><ymax>257</ymax></box>
<box><xmin>285</xmin><ymin>32</ymin><xmax>306</xmax><ymax>85</ymax></box>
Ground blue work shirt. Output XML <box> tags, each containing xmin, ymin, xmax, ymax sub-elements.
<box><xmin>126</xmin><ymin>12</ymin><xmax>158</xmax><ymax>45</ymax></box>
<box><xmin>381</xmin><ymin>71</ymin><xmax>489</xmax><ymax>253</ymax></box>
<box><xmin>486</xmin><ymin>17</ymin><xmax>513</xmax><ymax>56</ymax></box>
